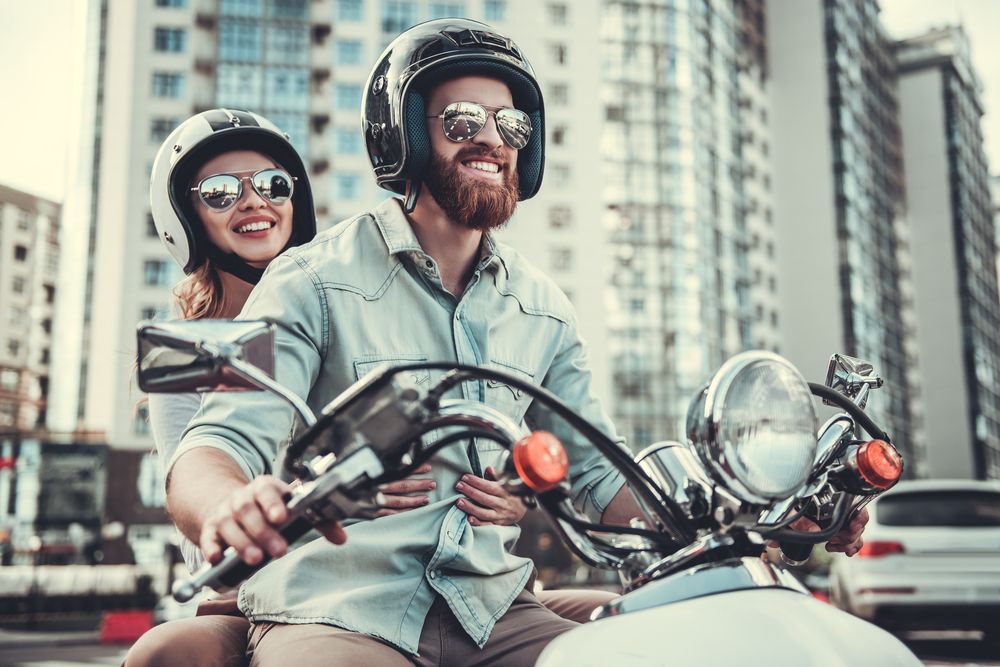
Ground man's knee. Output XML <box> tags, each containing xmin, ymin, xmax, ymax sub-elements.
<box><xmin>124</xmin><ymin>617</ymin><xmax>249</xmax><ymax>667</ymax></box>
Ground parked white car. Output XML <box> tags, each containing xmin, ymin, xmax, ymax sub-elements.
<box><xmin>829</xmin><ymin>479</ymin><xmax>1000</xmax><ymax>641</ymax></box>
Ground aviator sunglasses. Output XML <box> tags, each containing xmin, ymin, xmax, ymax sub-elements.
<box><xmin>427</xmin><ymin>102</ymin><xmax>532</xmax><ymax>150</ymax></box>
<box><xmin>191</xmin><ymin>168</ymin><xmax>296</xmax><ymax>211</ymax></box>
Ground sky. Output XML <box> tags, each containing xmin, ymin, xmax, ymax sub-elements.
<box><xmin>0</xmin><ymin>1</ymin><xmax>997</xmax><ymax>203</ymax></box>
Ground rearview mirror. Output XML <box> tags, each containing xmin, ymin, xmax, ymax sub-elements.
<box><xmin>137</xmin><ymin>320</ymin><xmax>275</xmax><ymax>393</ymax></box>
<box><xmin>824</xmin><ymin>353</ymin><xmax>882</xmax><ymax>408</ymax></box>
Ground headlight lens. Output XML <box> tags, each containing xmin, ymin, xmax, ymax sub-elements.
<box><xmin>688</xmin><ymin>351</ymin><xmax>818</xmax><ymax>504</ymax></box>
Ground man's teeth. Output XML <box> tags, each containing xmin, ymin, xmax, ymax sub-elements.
<box><xmin>235</xmin><ymin>220</ymin><xmax>275</xmax><ymax>233</ymax></box>
<box><xmin>466</xmin><ymin>161</ymin><xmax>500</xmax><ymax>173</ymax></box>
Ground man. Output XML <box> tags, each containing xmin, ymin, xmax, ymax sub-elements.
<box><xmin>168</xmin><ymin>19</ymin><xmax>866</xmax><ymax>666</ymax></box>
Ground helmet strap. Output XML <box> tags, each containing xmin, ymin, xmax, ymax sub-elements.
<box><xmin>206</xmin><ymin>244</ymin><xmax>266</xmax><ymax>285</ymax></box>
<box><xmin>403</xmin><ymin>178</ymin><xmax>422</xmax><ymax>214</ymax></box>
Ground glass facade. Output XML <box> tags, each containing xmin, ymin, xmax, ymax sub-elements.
<box><xmin>940</xmin><ymin>65</ymin><xmax>1000</xmax><ymax>478</ymax></box>
<box><xmin>822</xmin><ymin>0</ymin><xmax>920</xmax><ymax>464</ymax></box>
<box><xmin>602</xmin><ymin>0</ymin><xmax>762</xmax><ymax>449</ymax></box>
<box><xmin>215</xmin><ymin>0</ymin><xmax>311</xmax><ymax>156</ymax></box>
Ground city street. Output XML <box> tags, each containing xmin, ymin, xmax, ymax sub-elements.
<box><xmin>0</xmin><ymin>634</ymin><xmax>997</xmax><ymax>666</ymax></box>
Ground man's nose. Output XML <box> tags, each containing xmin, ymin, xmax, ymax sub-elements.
<box><xmin>472</xmin><ymin>112</ymin><xmax>504</xmax><ymax>150</ymax></box>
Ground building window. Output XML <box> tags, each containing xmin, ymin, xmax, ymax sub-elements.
<box><xmin>216</xmin><ymin>64</ymin><xmax>263</xmax><ymax>108</ymax></box>
<box><xmin>153</xmin><ymin>27</ymin><xmax>186</xmax><ymax>52</ymax></box>
<box><xmin>549</xmin><ymin>164</ymin><xmax>570</xmax><ymax>187</ymax></box>
<box><xmin>220</xmin><ymin>0</ymin><xmax>263</xmax><ymax>16</ymax></box>
<box><xmin>333</xmin><ymin>173</ymin><xmax>361</xmax><ymax>200</ymax></box>
<box><xmin>335</xmin><ymin>39</ymin><xmax>363</xmax><ymax>65</ymax></box>
<box><xmin>12</xmin><ymin>276</ymin><xmax>25</xmax><ymax>294</ymax></box>
<box><xmin>40</xmin><ymin>349</ymin><xmax>50</xmax><ymax>365</ymax></box>
<box><xmin>549</xmin><ymin>83</ymin><xmax>568</xmax><ymax>106</ymax></box>
<box><xmin>43</xmin><ymin>284</ymin><xmax>55</xmax><ymax>304</ymax></box>
<box><xmin>152</xmin><ymin>72</ymin><xmax>184</xmax><ymax>98</ymax></box>
<box><xmin>143</xmin><ymin>259</ymin><xmax>172</xmax><ymax>287</ymax></box>
<box><xmin>270</xmin><ymin>0</ymin><xmax>308</xmax><ymax>18</ymax></box>
<box><xmin>0</xmin><ymin>369</ymin><xmax>17</xmax><ymax>391</ymax></box>
<box><xmin>335</xmin><ymin>127</ymin><xmax>362</xmax><ymax>154</ymax></box>
<box><xmin>146</xmin><ymin>213</ymin><xmax>159</xmax><ymax>238</ymax></box>
<box><xmin>428</xmin><ymin>2</ymin><xmax>464</xmax><ymax>18</ymax></box>
<box><xmin>134</xmin><ymin>403</ymin><xmax>152</xmax><ymax>437</ymax></box>
<box><xmin>265</xmin><ymin>67</ymin><xmax>309</xmax><ymax>104</ymax></box>
<box><xmin>155</xmin><ymin>0</ymin><xmax>186</xmax><ymax>7</ymax></box>
<box><xmin>6</xmin><ymin>340</ymin><xmax>20</xmax><ymax>359</ymax></box>
<box><xmin>267</xmin><ymin>24</ymin><xmax>309</xmax><ymax>65</ymax></box>
<box><xmin>548</xmin><ymin>43</ymin><xmax>567</xmax><ymax>66</ymax></box>
<box><xmin>0</xmin><ymin>401</ymin><xmax>15</xmax><ymax>427</ymax></box>
<box><xmin>484</xmin><ymin>0</ymin><xmax>505</xmax><ymax>21</ymax></box>
<box><xmin>150</xmin><ymin>118</ymin><xmax>177</xmax><ymax>143</ymax></box>
<box><xmin>548</xmin><ymin>3</ymin><xmax>567</xmax><ymax>25</ymax></box>
<box><xmin>13</xmin><ymin>245</ymin><xmax>28</xmax><ymax>261</ymax></box>
<box><xmin>335</xmin><ymin>84</ymin><xmax>362</xmax><ymax>111</ymax></box>
<box><xmin>219</xmin><ymin>19</ymin><xmax>262</xmax><ymax>61</ymax></box>
<box><xmin>16</xmin><ymin>209</ymin><xmax>31</xmax><ymax>230</ymax></box>
<box><xmin>382</xmin><ymin>1</ymin><xmax>418</xmax><ymax>34</ymax></box>
<box><xmin>549</xmin><ymin>206</ymin><xmax>572</xmax><ymax>229</ymax></box>
<box><xmin>551</xmin><ymin>125</ymin><xmax>567</xmax><ymax>146</ymax></box>
<box><xmin>337</xmin><ymin>0</ymin><xmax>363</xmax><ymax>20</ymax></box>
<box><xmin>550</xmin><ymin>247</ymin><xmax>572</xmax><ymax>271</ymax></box>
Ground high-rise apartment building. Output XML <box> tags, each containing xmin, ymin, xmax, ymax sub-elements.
<box><xmin>768</xmin><ymin>0</ymin><xmax>924</xmax><ymax>471</ymax></box>
<box><xmin>896</xmin><ymin>27</ymin><xmax>1000</xmax><ymax>479</ymax></box>
<box><xmin>0</xmin><ymin>185</ymin><xmax>60</xmax><ymax>433</ymax></box>
<box><xmin>993</xmin><ymin>173</ymin><xmax>999</xmax><ymax>294</ymax></box>
<box><xmin>50</xmin><ymin>0</ymin><xmax>608</xmax><ymax>449</ymax></box>
<box><xmin>601</xmin><ymin>0</ymin><xmax>777</xmax><ymax>448</ymax></box>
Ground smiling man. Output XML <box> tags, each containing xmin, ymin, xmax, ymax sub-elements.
<box><xmin>166</xmin><ymin>19</ymin><xmax>867</xmax><ymax>667</ymax></box>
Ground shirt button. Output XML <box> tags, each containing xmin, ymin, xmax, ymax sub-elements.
<box><xmin>425</xmin><ymin>259</ymin><xmax>434</xmax><ymax>268</ymax></box>
<box><xmin>428</xmin><ymin>569</ymin><xmax>438</xmax><ymax>580</ymax></box>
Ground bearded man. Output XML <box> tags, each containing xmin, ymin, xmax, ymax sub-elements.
<box><xmin>167</xmin><ymin>19</ymin><xmax>867</xmax><ymax>667</ymax></box>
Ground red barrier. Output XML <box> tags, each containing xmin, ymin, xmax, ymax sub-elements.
<box><xmin>99</xmin><ymin>610</ymin><xmax>153</xmax><ymax>644</ymax></box>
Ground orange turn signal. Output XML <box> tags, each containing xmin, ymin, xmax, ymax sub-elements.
<box><xmin>856</xmin><ymin>439</ymin><xmax>902</xmax><ymax>489</ymax></box>
<box><xmin>512</xmin><ymin>431</ymin><xmax>568</xmax><ymax>493</ymax></box>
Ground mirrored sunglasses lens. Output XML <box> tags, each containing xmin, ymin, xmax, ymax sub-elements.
<box><xmin>496</xmin><ymin>109</ymin><xmax>531</xmax><ymax>149</ymax></box>
<box><xmin>199</xmin><ymin>175</ymin><xmax>240</xmax><ymax>209</ymax></box>
<box><xmin>442</xmin><ymin>102</ymin><xmax>487</xmax><ymax>142</ymax></box>
<box><xmin>254</xmin><ymin>169</ymin><xmax>293</xmax><ymax>202</ymax></box>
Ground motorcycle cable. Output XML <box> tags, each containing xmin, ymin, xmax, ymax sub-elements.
<box><xmin>758</xmin><ymin>493</ymin><xmax>852</xmax><ymax>544</ymax></box>
<box><xmin>368</xmin><ymin>429</ymin><xmax>510</xmax><ymax>486</ymax></box>
<box><xmin>412</xmin><ymin>364</ymin><xmax>696</xmax><ymax>544</ymax></box>
<box><xmin>807</xmin><ymin>383</ymin><xmax>891</xmax><ymax>443</ymax></box>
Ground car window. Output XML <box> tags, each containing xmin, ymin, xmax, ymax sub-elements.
<box><xmin>877</xmin><ymin>490</ymin><xmax>1000</xmax><ymax>527</ymax></box>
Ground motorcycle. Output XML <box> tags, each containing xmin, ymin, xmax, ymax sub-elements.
<box><xmin>136</xmin><ymin>319</ymin><xmax>921</xmax><ymax>666</ymax></box>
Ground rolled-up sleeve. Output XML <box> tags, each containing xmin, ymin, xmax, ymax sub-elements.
<box><xmin>525</xmin><ymin>314</ymin><xmax>627</xmax><ymax>522</ymax></box>
<box><xmin>170</xmin><ymin>253</ymin><xmax>327</xmax><ymax>479</ymax></box>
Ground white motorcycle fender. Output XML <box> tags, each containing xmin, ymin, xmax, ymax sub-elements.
<box><xmin>536</xmin><ymin>588</ymin><xmax>921</xmax><ymax>667</ymax></box>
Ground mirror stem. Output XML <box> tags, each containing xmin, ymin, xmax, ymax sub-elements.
<box><xmin>228</xmin><ymin>357</ymin><xmax>317</xmax><ymax>427</ymax></box>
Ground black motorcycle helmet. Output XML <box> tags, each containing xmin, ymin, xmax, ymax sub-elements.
<box><xmin>149</xmin><ymin>108</ymin><xmax>317</xmax><ymax>284</ymax></box>
<box><xmin>362</xmin><ymin>18</ymin><xmax>545</xmax><ymax>211</ymax></box>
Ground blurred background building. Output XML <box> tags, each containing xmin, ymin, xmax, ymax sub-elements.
<box><xmin>896</xmin><ymin>26</ymin><xmax>1000</xmax><ymax>480</ymax></box>
<box><xmin>768</xmin><ymin>0</ymin><xmax>925</xmax><ymax>472</ymax></box>
<box><xmin>0</xmin><ymin>185</ymin><xmax>60</xmax><ymax>434</ymax></box>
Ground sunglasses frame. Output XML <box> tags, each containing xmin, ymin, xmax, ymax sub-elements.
<box><xmin>426</xmin><ymin>102</ymin><xmax>532</xmax><ymax>150</ymax></box>
<box><xmin>190</xmin><ymin>168</ymin><xmax>298</xmax><ymax>211</ymax></box>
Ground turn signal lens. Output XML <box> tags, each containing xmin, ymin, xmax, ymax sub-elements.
<box><xmin>856</xmin><ymin>439</ymin><xmax>902</xmax><ymax>489</ymax></box>
<box><xmin>856</xmin><ymin>540</ymin><xmax>905</xmax><ymax>558</ymax></box>
<box><xmin>512</xmin><ymin>431</ymin><xmax>568</xmax><ymax>493</ymax></box>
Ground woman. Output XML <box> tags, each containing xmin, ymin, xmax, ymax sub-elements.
<box><xmin>127</xmin><ymin>109</ymin><xmax>614</xmax><ymax>666</ymax></box>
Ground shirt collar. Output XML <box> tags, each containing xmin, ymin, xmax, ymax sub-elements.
<box><xmin>372</xmin><ymin>197</ymin><xmax>509</xmax><ymax>279</ymax></box>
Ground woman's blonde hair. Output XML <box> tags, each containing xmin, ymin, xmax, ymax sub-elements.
<box><xmin>173</xmin><ymin>259</ymin><xmax>227</xmax><ymax>320</ymax></box>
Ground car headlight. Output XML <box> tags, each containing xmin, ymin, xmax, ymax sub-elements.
<box><xmin>687</xmin><ymin>351</ymin><xmax>818</xmax><ymax>504</ymax></box>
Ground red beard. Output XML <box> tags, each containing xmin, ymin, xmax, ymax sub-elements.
<box><xmin>422</xmin><ymin>147</ymin><xmax>520</xmax><ymax>231</ymax></box>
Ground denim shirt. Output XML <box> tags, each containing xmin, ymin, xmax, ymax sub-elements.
<box><xmin>175</xmin><ymin>197</ymin><xmax>626</xmax><ymax>654</ymax></box>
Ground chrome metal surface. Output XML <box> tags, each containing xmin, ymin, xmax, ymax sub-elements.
<box><xmin>638</xmin><ymin>533</ymin><xmax>736</xmax><ymax>583</ymax></box>
<box><xmin>824</xmin><ymin>353</ymin><xmax>883</xmax><ymax>409</ymax></box>
<box><xmin>436</xmin><ymin>400</ymin><xmax>527</xmax><ymax>444</ymax></box>
<box><xmin>687</xmin><ymin>351</ymin><xmax>818</xmax><ymax>505</ymax></box>
<box><xmin>635</xmin><ymin>441</ymin><xmax>714</xmax><ymax>521</ymax></box>
<box><xmin>594</xmin><ymin>556</ymin><xmax>808</xmax><ymax>620</ymax></box>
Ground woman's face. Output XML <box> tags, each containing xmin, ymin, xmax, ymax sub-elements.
<box><xmin>191</xmin><ymin>150</ymin><xmax>294</xmax><ymax>268</ymax></box>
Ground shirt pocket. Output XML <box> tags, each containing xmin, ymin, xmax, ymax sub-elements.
<box><xmin>479</xmin><ymin>358</ymin><xmax>535</xmax><ymax>453</ymax></box>
<box><xmin>353</xmin><ymin>354</ymin><xmax>430</xmax><ymax>385</ymax></box>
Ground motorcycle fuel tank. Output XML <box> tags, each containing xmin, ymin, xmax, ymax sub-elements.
<box><xmin>536</xmin><ymin>588</ymin><xmax>921</xmax><ymax>666</ymax></box>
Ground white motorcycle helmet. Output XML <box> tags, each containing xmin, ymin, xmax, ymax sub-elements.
<box><xmin>149</xmin><ymin>108</ymin><xmax>316</xmax><ymax>283</ymax></box>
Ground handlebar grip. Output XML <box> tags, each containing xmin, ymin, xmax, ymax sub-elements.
<box><xmin>173</xmin><ymin>513</ymin><xmax>315</xmax><ymax>602</ymax></box>
<box><xmin>778</xmin><ymin>541</ymin><xmax>814</xmax><ymax>565</ymax></box>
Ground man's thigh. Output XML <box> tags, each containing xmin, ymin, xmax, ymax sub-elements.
<box><xmin>125</xmin><ymin>615</ymin><xmax>250</xmax><ymax>667</ymax></box>
<box><xmin>247</xmin><ymin>622</ymin><xmax>414</xmax><ymax>667</ymax></box>
<box><xmin>537</xmin><ymin>588</ymin><xmax>618</xmax><ymax>624</ymax></box>
<box><xmin>415</xmin><ymin>590</ymin><xmax>578</xmax><ymax>667</ymax></box>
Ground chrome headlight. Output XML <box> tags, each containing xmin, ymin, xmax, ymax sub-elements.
<box><xmin>687</xmin><ymin>351</ymin><xmax>817</xmax><ymax>504</ymax></box>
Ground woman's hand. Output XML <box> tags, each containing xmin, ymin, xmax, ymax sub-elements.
<box><xmin>375</xmin><ymin>463</ymin><xmax>436</xmax><ymax>517</ymax></box>
<box><xmin>455</xmin><ymin>466</ymin><xmax>527</xmax><ymax>526</ymax></box>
